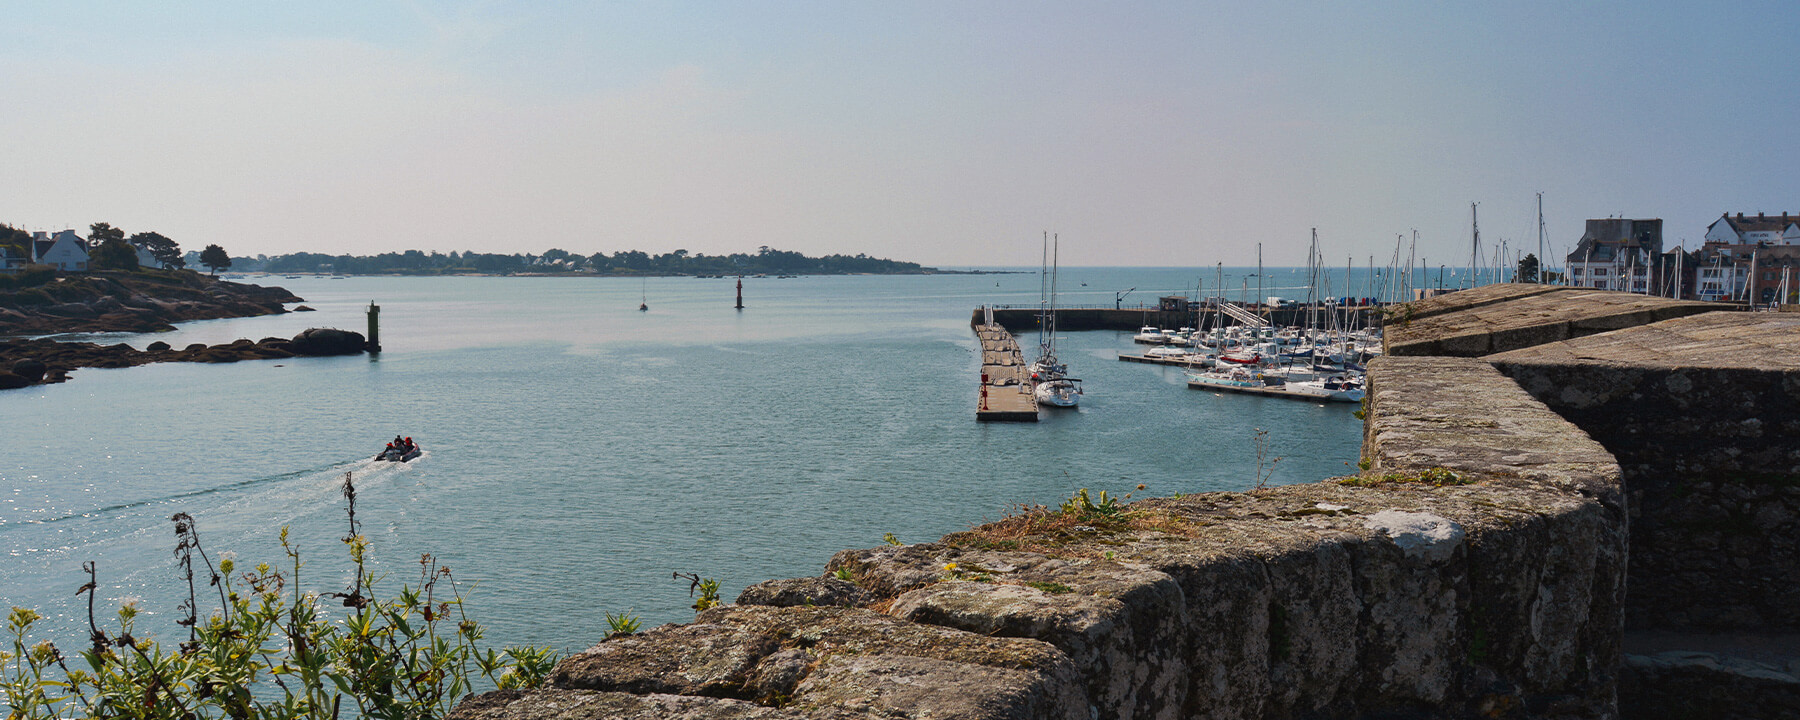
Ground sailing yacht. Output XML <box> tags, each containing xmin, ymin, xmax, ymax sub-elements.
<box><xmin>1031</xmin><ymin>232</ymin><xmax>1080</xmax><ymax>408</ymax></box>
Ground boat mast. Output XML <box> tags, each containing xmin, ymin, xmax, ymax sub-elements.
<box><xmin>1537</xmin><ymin>192</ymin><xmax>1547</xmax><ymax>284</ymax></box>
<box><xmin>1044</xmin><ymin>234</ymin><xmax>1051</xmax><ymax>356</ymax></box>
<box><xmin>1468</xmin><ymin>202</ymin><xmax>1481</xmax><ymax>289</ymax></box>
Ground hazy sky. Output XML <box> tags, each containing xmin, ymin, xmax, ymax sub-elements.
<box><xmin>3</xmin><ymin>2</ymin><xmax>1794</xmax><ymax>267</ymax></box>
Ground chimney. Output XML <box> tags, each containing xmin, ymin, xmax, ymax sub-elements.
<box><xmin>1759</xmin><ymin>212</ymin><xmax>1765</xmax><ymax>220</ymax></box>
<box><xmin>1738</xmin><ymin>212</ymin><xmax>1745</xmax><ymax>220</ymax></box>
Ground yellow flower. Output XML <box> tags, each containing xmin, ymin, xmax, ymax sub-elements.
<box><xmin>942</xmin><ymin>563</ymin><xmax>958</xmax><ymax>572</ymax></box>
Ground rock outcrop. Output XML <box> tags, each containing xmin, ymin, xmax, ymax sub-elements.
<box><xmin>0</xmin><ymin>269</ymin><xmax>301</xmax><ymax>336</ymax></box>
<box><xmin>0</xmin><ymin>327</ymin><xmax>368</xmax><ymax>389</ymax></box>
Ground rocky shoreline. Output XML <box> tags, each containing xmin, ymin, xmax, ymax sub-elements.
<box><xmin>0</xmin><ymin>270</ymin><xmax>363</xmax><ymax>390</ymax></box>
<box><xmin>0</xmin><ymin>328</ymin><xmax>368</xmax><ymax>389</ymax></box>
<box><xmin>0</xmin><ymin>269</ymin><xmax>301</xmax><ymax>335</ymax></box>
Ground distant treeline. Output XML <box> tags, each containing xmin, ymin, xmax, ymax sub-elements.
<box><xmin>253</xmin><ymin>246</ymin><xmax>936</xmax><ymax>276</ymax></box>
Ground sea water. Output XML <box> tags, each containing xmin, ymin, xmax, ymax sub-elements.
<box><xmin>1</xmin><ymin>269</ymin><xmax>1362</xmax><ymax>654</ymax></box>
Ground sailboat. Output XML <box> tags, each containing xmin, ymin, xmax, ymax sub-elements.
<box><xmin>1031</xmin><ymin>232</ymin><xmax>1080</xmax><ymax>408</ymax></box>
<box><xmin>639</xmin><ymin>279</ymin><xmax>649</xmax><ymax>312</ymax></box>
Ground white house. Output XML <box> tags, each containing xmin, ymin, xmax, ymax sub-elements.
<box><xmin>1704</xmin><ymin>212</ymin><xmax>1800</xmax><ymax>245</ymax></box>
<box><xmin>32</xmin><ymin>230</ymin><xmax>90</xmax><ymax>271</ymax></box>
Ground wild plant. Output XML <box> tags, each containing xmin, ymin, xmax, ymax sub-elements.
<box><xmin>603</xmin><ymin>611</ymin><xmax>640</xmax><ymax>637</ymax></box>
<box><xmin>672</xmin><ymin>572</ymin><xmax>722</xmax><ymax>614</ymax></box>
<box><xmin>1</xmin><ymin>471</ymin><xmax>557</xmax><ymax>719</ymax></box>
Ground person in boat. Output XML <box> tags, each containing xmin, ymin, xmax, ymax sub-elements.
<box><xmin>404</xmin><ymin>437</ymin><xmax>416</xmax><ymax>453</ymax></box>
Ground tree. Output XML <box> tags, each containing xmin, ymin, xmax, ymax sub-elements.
<box><xmin>90</xmin><ymin>236</ymin><xmax>140</xmax><ymax>270</ymax></box>
<box><xmin>200</xmin><ymin>244</ymin><xmax>232</xmax><ymax>275</ymax></box>
<box><xmin>0</xmin><ymin>223</ymin><xmax>30</xmax><ymax>259</ymax></box>
<box><xmin>128</xmin><ymin>231</ymin><xmax>183</xmax><ymax>269</ymax></box>
<box><xmin>88</xmin><ymin>222</ymin><xmax>125</xmax><ymax>244</ymax></box>
<box><xmin>1516</xmin><ymin>253</ymin><xmax>1540</xmax><ymax>284</ymax></box>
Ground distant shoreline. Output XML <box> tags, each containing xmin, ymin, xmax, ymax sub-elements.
<box><xmin>231</xmin><ymin>269</ymin><xmax>1030</xmax><ymax>278</ymax></box>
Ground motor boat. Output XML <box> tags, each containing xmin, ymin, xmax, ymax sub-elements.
<box><xmin>1133</xmin><ymin>326</ymin><xmax>1170</xmax><ymax>344</ymax></box>
<box><xmin>375</xmin><ymin>440</ymin><xmax>422</xmax><ymax>462</ymax></box>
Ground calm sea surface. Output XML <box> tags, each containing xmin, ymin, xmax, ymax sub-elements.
<box><xmin>2</xmin><ymin>268</ymin><xmax>1364</xmax><ymax>654</ymax></box>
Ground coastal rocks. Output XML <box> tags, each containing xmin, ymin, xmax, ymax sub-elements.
<box><xmin>514</xmin><ymin>605</ymin><xmax>1083</xmax><ymax>720</ymax></box>
<box><xmin>0</xmin><ymin>372</ymin><xmax>29</xmax><ymax>389</ymax></box>
<box><xmin>0</xmin><ymin>270</ymin><xmax>301</xmax><ymax>335</ymax></box>
<box><xmin>735</xmin><ymin>576</ymin><xmax>872</xmax><ymax>608</ymax></box>
<box><xmin>11</xmin><ymin>358</ymin><xmax>45</xmax><ymax>382</ymax></box>
<box><xmin>449</xmin><ymin>689</ymin><xmax>804</xmax><ymax>720</ymax></box>
<box><xmin>288</xmin><ymin>327</ymin><xmax>368</xmax><ymax>356</ymax></box>
<box><xmin>0</xmin><ymin>327</ymin><xmax>365</xmax><ymax>390</ymax></box>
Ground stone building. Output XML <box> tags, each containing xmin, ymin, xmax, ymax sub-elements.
<box><xmin>1565</xmin><ymin>218</ymin><xmax>1662</xmax><ymax>293</ymax></box>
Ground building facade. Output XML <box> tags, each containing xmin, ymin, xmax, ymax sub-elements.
<box><xmin>1685</xmin><ymin>212</ymin><xmax>1800</xmax><ymax>305</ymax></box>
<box><xmin>1565</xmin><ymin>218</ymin><xmax>1662</xmax><ymax>294</ymax></box>
<box><xmin>32</xmin><ymin>230</ymin><xmax>89</xmax><ymax>272</ymax></box>
<box><xmin>1704</xmin><ymin>212</ymin><xmax>1800</xmax><ymax>245</ymax></box>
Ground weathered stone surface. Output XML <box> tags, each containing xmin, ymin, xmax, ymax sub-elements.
<box><xmin>1383</xmin><ymin>285</ymin><xmax>1718</xmax><ymax>357</ymax></box>
<box><xmin>550</xmin><ymin>605</ymin><xmax>1082</xmax><ymax>719</ymax></box>
<box><xmin>1491</xmin><ymin>312</ymin><xmax>1800</xmax><ymax>630</ymax></box>
<box><xmin>449</xmin><ymin>689</ymin><xmax>804</xmax><ymax>720</ymax></box>
<box><xmin>1362</xmin><ymin>356</ymin><xmax>1621</xmax><ymax>503</ymax></box>
<box><xmin>736</xmin><ymin>576</ymin><xmax>872</xmax><ymax>608</ymax></box>
<box><xmin>864</xmin><ymin>551</ymin><xmax>1189</xmax><ymax>720</ymax></box>
<box><xmin>1619</xmin><ymin>651</ymin><xmax>1800</xmax><ymax>720</ymax></box>
<box><xmin>827</xmin><ymin>482</ymin><xmax>1622</xmax><ymax>718</ymax></box>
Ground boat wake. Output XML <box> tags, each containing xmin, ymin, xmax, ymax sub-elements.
<box><xmin>0</xmin><ymin>453</ymin><xmax>424</xmax><ymax>532</ymax></box>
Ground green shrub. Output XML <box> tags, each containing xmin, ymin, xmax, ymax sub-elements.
<box><xmin>1</xmin><ymin>472</ymin><xmax>557</xmax><ymax>719</ymax></box>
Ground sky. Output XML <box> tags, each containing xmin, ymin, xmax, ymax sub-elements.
<box><xmin>2</xmin><ymin>1</ymin><xmax>1795</xmax><ymax>267</ymax></box>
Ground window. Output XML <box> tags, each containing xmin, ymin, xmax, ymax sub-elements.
<box><xmin>1572</xmin><ymin>267</ymin><xmax>1584</xmax><ymax>276</ymax></box>
<box><xmin>1593</xmin><ymin>281</ymin><xmax>1608</xmax><ymax>289</ymax></box>
<box><xmin>1592</xmin><ymin>268</ymin><xmax>1608</xmax><ymax>276</ymax></box>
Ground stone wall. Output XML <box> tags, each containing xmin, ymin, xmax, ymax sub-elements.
<box><xmin>1382</xmin><ymin>285</ymin><xmax>1715</xmax><ymax>357</ymax></box>
<box><xmin>1489</xmin><ymin>312</ymin><xmax>1800</xmax><ymax>631</ymax></box>
<box><xmin>451</xmin><ymin>356</ymin><xmax>1630</xmax><ymax>720</ymax></box>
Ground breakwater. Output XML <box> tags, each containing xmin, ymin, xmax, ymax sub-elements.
<box><xmin>455</xmin><ymin>286</ymin><xmax>1796</xmax><ymax>719</ymax></box>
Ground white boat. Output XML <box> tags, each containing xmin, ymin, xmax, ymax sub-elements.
<box><xmin>1033</xmin><ymin>232</ymin><xmax>1079</xmax><ymax>408</ymax></box>
<box><xmin>1283</xmin><ymin>375</ymin><xmax>1366</xmax><ymax>403</ymax></box>
<box><xmin>1186</xmin><ymin>366</ymin><xmax>1262</xmax><ymax>390</ymax></box>
<box><xmin>1034</xmin><ymin>376</ymin><xmax>1081</xmax><ymax>407</ymax></box>
<box><xmin>1132</xmin><ymin>326</ymin><xmax>1169</xmax><ymax>344</ymax></box>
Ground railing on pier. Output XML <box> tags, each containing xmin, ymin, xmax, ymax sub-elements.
<box><xmin>1217</xmin><ymin>302</ymin><xmax>1270</xmax><ymax>328</ymax></box>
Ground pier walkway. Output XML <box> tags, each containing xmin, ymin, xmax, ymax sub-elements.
<box><xmin>974</xmin><ymin>323</ymin><xmax>1038</xmax><ymax>422</ymax></box>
